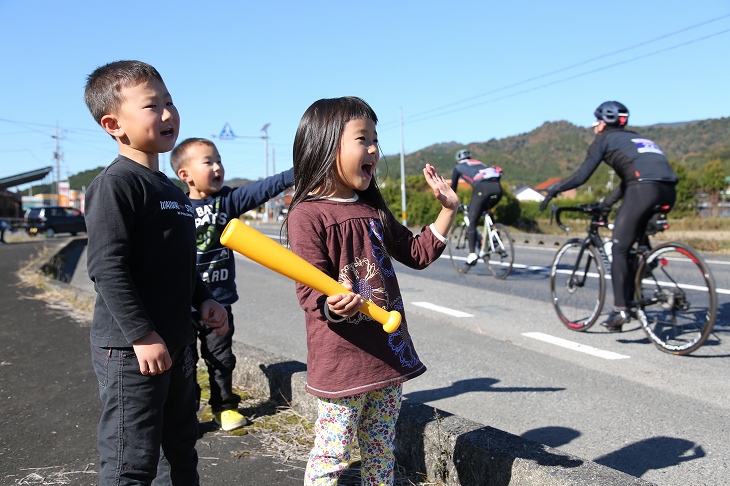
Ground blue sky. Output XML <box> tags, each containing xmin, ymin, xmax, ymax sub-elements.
<box><xmin>1</xmin><ymin>0</ymin><xmax>729</xmax><ymax>188</ymax></box>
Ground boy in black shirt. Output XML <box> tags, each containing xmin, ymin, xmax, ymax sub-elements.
<box><xmin>84</xmin><ymin>60</ymin><xmax>228</xmax><ymax>485</ymax></box>
<box><xmin>170</xmin><ymin>137</ymin><xmax>294</xmax><ymax>431</ymax></box>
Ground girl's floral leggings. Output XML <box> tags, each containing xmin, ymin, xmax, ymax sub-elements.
<box><xmin>304</xmin><ymin>384</ymin><xmax>402</xmax><ymax>485</ymax></box>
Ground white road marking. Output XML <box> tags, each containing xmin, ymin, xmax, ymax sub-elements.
<box><xmin>441</xmin><ymin>254</ymin><xmax>550</xmax><ymax>272</ymax></box>
<box><xmin>442</xmin><ymin>253</ymin><xmax>730</xmax><ymax>293</ymax></box>
<box><xmin>704</xmin><ymin>259</ymin><xmax>730</xmax><ymax>265</ymax></box>
<box><xmin>522</xmin><ymin>332</ymin><xmax>631</xmax><ymax>360</ymax></box>
<box><xmin>411</xmin><ymin>302</ymin><xmax>474</xmax><ymax>317</ymax></box>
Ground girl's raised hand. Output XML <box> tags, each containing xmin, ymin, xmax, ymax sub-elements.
<box><xmin>423</xmin><ymin>164</ymin><xmax>459</xmax><ymax>210</ymax></box>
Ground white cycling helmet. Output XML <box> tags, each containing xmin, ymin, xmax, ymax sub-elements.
<box><xmin>455</xmin><ymin>149</ymin><xmax>471</xmax><ymax>162</ymax></box>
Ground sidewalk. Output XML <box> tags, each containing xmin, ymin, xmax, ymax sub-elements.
<box><xmin>0</xmin><ymin>239</ymin><xmax>306</xmax><ymax>485</ymax></box>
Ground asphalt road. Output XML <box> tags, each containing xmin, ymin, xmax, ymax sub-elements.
<box><xmin>233</xmin><ymin>230</ymin><xmax>729</xmax><ymax>486</ymax></box>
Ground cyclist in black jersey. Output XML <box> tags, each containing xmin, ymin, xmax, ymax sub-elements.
<box><xmin>540</xmin><ymin>101</ymin><xmax>678</xmax><ymax>331</ymax></box>
<box><xmin>451</xmin><ymin>149</ymin><xmax>503</xmax><ymax>265</ymax></box>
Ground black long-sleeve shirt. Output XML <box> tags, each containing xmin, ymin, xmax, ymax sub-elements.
<box><xmin>553</xmin><ymin>127</ymin><xmax>677</xmax><ymax>199</ymax></box>
<box><xmin>86</xmin><ymin>156</ymin><xmax>214</xmax><ymax>347</ymax></box>
<box><xmin>450</xmin><ymin>159</ymin><xmax>501</xmax><ymax>191</ymax></box>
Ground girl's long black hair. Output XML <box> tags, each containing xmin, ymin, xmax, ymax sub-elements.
<box><xmin>284</xmin><ymin>96</ymin><xmax>397</xmax><ymax>252</ymax></box>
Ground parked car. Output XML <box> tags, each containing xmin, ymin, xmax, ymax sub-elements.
<box><xmin>24</xmin><ymin>206</ymin><xmax>86</xmax><ymax>237</ymax></box>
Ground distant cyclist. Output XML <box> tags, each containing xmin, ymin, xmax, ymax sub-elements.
<box><xmin>451</xmin><ymin>149</ymin><xmax>503</xmax><ymax>265</ymax></box>
<box><xmin>539</xmin><ymin>101</ymin><xmax>678</xmax><ymax>331</ymax></box>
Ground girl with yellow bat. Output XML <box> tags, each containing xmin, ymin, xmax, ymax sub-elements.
<box><xmin>285</xmin><ymin>97</ymin><xmax>459</xmax><ymax>485</ymax></box>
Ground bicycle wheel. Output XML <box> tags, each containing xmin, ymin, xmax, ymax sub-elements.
<box><xmin>447</xmin><ymin>224</ymin><xmax>472</xmax><ymax>274</ymax></box>
<box><xmin>550</xmin><ymin>239</ymin><xmax>606</xmax><ymax>331</ymax></box>
<box><xmin>487</xmin><ymin>223</ymin><xmax>514</xmax><ymax>279</ymax></box>
<box><xmin>634</xmin><ymin>242</ymin><xmax>717</xmax><ymax>355</ymax></box>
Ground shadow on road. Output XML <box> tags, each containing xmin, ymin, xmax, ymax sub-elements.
<box><xmin>594</xmin><ymin>436</ymin><xmax>705</xmax><ymax>478</ymax></box>
<box><xmin>521</xmin><ymin>426</ymin><xmax>581</xmax><ymax>449</ymax></box>
<box><xmin>404</xmin><ymin>377</ymin><xmax>564</xmax><ymax>403</ymax></box>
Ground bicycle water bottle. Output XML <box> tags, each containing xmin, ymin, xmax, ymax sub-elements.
<box><xmin>603</xmin><ymin>237</ymin><xmax>613</xmax><ymax>263</ymax></box>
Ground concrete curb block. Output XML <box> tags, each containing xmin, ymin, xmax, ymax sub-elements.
<box><xmin>231</xmin><ymin>342</ymin><xmax>655</xmax><ymax>486</ymax></box>
<box><xmin>512</xmin><ymin>233</ymin><xmax>572</xmax><ymax>248</ymax></box>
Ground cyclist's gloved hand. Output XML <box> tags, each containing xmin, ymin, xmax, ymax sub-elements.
<box><xmin>539</xmin><ymin>183</ymin><xmax>561</xmax><ymax>211</ymax></box>
<box><xmin>539</xmin><ymin>196</ymin><xmax>551</xmax><ymax>212</ymax></box>
<box><xmin>544</xmin><ymin>182</ymin><xmax>563</xmax><ymax>211</ymax></box>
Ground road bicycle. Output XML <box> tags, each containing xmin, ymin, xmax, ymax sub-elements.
<box><xmin>548</xmin><ymin>203</ymin><xmax>717</xmax><ymax>355</ymax></box>
<box><xmin>447</xmin><ymin>203</ymin><xmax>514</xmax><ymax>279</ymax></box>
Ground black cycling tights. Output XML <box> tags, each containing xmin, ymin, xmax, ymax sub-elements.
<box><xmin>611</xmin><ymin>182</ymin><xmax>676</xmax><ymax>308</ymax></box>
<box><xmin>467</xmin><ymin>180</ymin><xmax>503</xmax><ymax>253</ymax></box>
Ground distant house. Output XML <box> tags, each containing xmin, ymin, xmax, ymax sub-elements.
<box><xmin>534</xmin><ymin>177</ymin><xmax>577</xmax><ymax>199</ymax></box>
<box><xmin>514</xmin><ymin>184</ymin><xmax>544</xmax><ymax>202</ymax></box>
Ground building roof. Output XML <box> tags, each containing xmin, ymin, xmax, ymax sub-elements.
<box><xmin>0</xmin><ymin>167</ymin><xmax>53</xmax><ymax>190</ymax></box>
<box><xmin>534</xmin><ymin>177</ymin><xmax>563</xmax><ymax>191</ymax></box>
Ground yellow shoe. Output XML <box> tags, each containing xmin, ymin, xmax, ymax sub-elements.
<box><xmin>214</xmin><ymin>409</ymin><xmax>250</xmax><ymax>431</ymax></box>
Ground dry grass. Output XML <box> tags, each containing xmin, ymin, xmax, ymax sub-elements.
<box><xmin>15</xmin><ymin>247</ymin><xmax>440</xmax><ymax>485</ymax></box>
<box><xmin>196</xmin><ymin>372</ymin><xmax>438</xmax><ymax>485</ymax></box>
<box><xmin>12</xmin><ymin>465</ymin><xmax>96</xmax><ymax>485</ymax></box>
<box><xmin>15</xmin><ymin>245</ymin><xmax>95</xmax><ymax>326</ymax></box>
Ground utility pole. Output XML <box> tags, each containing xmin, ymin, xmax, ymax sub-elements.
<box><xmin>213</xmin><ymin>122</ymin><xmax>272</xmax><ymax>221</ymax></box>
<box><xmin>262</xmin><ymin>123</ymin><xmax>270</xmax><ymax>178</ymax></box>
<box><xmin>261</xmin><ymin>123</ymin><xmax>270</xmax><ymax>222</ymax></box>
<box><xmin>52</xmin><ymin>123</ymin><xmax>63</xmax><ymax>204</ymax></box>
<box><xmin>399</xmin><ymin>108</ymin><xmax>407</xmax><ymax>226</ymax></box>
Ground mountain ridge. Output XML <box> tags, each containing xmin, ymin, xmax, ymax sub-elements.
<box><xmin>22</xmin><ymin>117</ymin><xmax>730</xmax><ymax>196</ymax></box>
<box><xmin>394</xmin><ymin>116</ymin><xmax>730</xmax><ymax>187</ymax></box>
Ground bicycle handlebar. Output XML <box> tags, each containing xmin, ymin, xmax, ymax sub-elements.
<box><xmin>552</xmin><ymin>204</ymin><xmax>612</xmax><ymax>233</ymax></box>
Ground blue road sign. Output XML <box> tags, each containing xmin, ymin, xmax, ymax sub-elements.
<box><xmin>219</xmin><ymin>123</ymin><xmax>236</xmax><ymax>140</ymax></box>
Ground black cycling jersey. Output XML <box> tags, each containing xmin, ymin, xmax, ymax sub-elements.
<box><xmin>451</xmin><ymin>159</ymin><xmax>501</xmax><ymax>190</ymax></box>
<box><xmin>553</xmin><ymin>126</ymin><xmax>678</xmax><ymax>196</ymax></box>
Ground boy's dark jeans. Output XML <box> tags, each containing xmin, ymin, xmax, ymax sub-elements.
<box><xmin>91</xmin><ymin>344</ymin><xmax>199</xmax><ymax>486</ymax></box>
<box><xmin>192</xmin><ymin>306</ymin><xmax>241</xmax><ymax>414</ymax></box>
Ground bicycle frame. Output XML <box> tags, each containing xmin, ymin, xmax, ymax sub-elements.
<box><xmin>550</xmin><ymin>203</ymin><xmax>716</xmax><ymax>354</ymax></box>
<box><xmin>449</xmin><ymin>204</ymin><xmax>514</xmax><ymax>278</ymax></box>
<box><xmin>554</xmin><ymin>205</ymin><xmax>613</xmax><ymax>280</ymax></box>
<box><xmin>464</xmin><ymin>210</ymin><xmax>503</xmax><ymax>256</ymax></box>
<box><xmin>554</xmin><ymin>205</ymin><xmax>657</xmax><ymax>305</ymax></box>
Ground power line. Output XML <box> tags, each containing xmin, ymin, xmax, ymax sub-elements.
<box><xmin>0</xmin><ymin>117</ymin><xmax>100</xmax><ymax>135</ymax></box>
<box><xmin>379</xmin><ymin>13</ymin><xmax>730</xmax><ymax>131</ymax></box>
<box><xmin>402</xmin><ymin>27</ymin><xmax>730</xmax><ymax>127</ymax></box>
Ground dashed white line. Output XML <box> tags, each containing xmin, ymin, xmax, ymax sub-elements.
<box><xmin>441</xmin><ymin>254</ymin><xmax>730</xmax><ymax>294</ymax></box>
<box><xmin>522</xmin><ymin>332</ymin><xmax>631</xmax><ymax>360</ymax></box>
<box><xmin>411</xmin><ymin>302</ymin><xmax>474</xmax><ymax>317</ymax></box>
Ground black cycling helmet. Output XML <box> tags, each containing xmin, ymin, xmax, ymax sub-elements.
<box><xmin>455</xmin><ymin>149</ymin><xmax>471</xmax><ymax>162</ymax></box>
<box><xmin>594</xmin><ymin>101</ymin><xmax>629</xmax><ymax>126</ymax></box>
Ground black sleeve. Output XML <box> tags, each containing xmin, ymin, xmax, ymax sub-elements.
<box><xmin>231</xmin><ymin>167</ymin><xmax>295</xmax><ymax>214</ymax></box>
<box><xmin>554</xmin><ymin>136</ymin><xmax>605</xmax><ymax>193</ymax></box>
<box><xmin>86</xmin><ymin>174</ymin><xmax>156</xmax><ymax>343</ymax></box>
<box><xmin>602</xmin><ymin>186</ymin><xmax>624</xmax><ymax>208</ymax></box>
<box><xmin>451</xmin><ymin>166</ymin><xmax>460</xmax><ymax>192</ymax></box>
<box><xmin>192</xmin><ymin>272</ymin><xmax>215</xmax><ymax>309</ymax></box>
